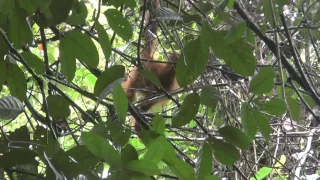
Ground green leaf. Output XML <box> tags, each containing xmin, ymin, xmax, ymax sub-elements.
<box><xmin>104</xmin><ymin>9</ymin><xmax>133</xmax><ymax>41</ymax></box>
<box><xmin>112</xmin><ymin>128</ymin><xmax>131</xmax><ymax>147</ymax></box>
<box><xmin>90</xmin><ymin>121</ymin><xmax>130</xmax><ymax>148</ymax></box>
<box><xmin>59</xmin><ymin>38</ymin><xmax>76</xmax><ymax>82</ymax></box>
<box><xmin>176</xmin><ymin>25</ymin><xmax>209</xmax><ymax>87</ymax></box>
<box><xmin>81</xmin><ymin>132</ymin><xmax>121</xmax><ymax>167</ymax></box>
<box><xmin>224</xmin><ymin>41</ymin><xmax>256</xmax><ymax>76</ymax></box>
<box><xmin>67</xmin><ymin>0</ymin><xmax>88</xmax><ymax>25</ymax></box>
<box><xmin>9</xmin><ymin>8</ymin><xmax>33</xmax><ymax>48</ymax></box>
<box><xmin>196</xmin><ymin>142</ymin><xmax>212</xmax><ymax>180</ymax></box>
<box><xmin>241</xmin><ymin>103</ymin><xmax>271</xmax><ymax>141</ymax></box>
<box><xmin>46</xmin><ymin>95</ymin><xmax>71</xmax><ymax>119</ymax></box>
<box><xmin>18</xmin><ymin>0</ymin><xmax>37</xmax><ymax>14</ymax></box>
<box><xmin>240</xmin><ymin>103</ymin><xmax>257</xmax><ymax>141</ymax></box>
<box><xmin>113</xmin><ymin>83</ymin><xmax>128</xmax><ymax>122</ymax></box>
<box><xmin>204</xmin><ymin>175</ymin><xmax>221</xmax><ymax>180</ymax></box>
<box><xmin>206</xmin><ymin>30</ymin><xmax>228</xmax><ymax>59</ymax></box>
<box><xmin>227</xmin><ymin>0</ymin><xmax>235</xmax><ymax>8</ymax></box>
<box><xmin>0</xmin><ymin>36</ymin><xmax>8</xmax><ymax>58</ymax></box>
<box><xmin>94</xmin><ymin>65</ymin><xmax>125</xmax><ymax>96</ymax></box>
<box><xmin>313</xmin><ymin>9</ymin><xmax>320</xmax><ymax>24</ymax></box>
<box><xmin>200</xmin><ymin>86</ymin><xmax>220</xmax><ymax>109</ymax></box>
<box><xmin>224</xmin><ymin>21</ymin><xmax>247</xmax><ymax>44</ymax></box>
<box><xmin>9</xmin><ymin>125</ymin><xmax>30</xmax><ymax>141</ymax></box>
<box><xmin>138</xmin><ymin>69</ymin><xmax>161</xmax><ymax>87</ymax></box>
<box><xmin>303</xmin><ymin>94</ymin><xmax>316</xmax><ymax>109</ymax></box>
<box><xmin>150</xmin><ymin>114</ymin><xmax>166</xmax><ymax>134</ymax></box>
<box><xmin>246</xmin><ymin>28</ymin><xmax>256</xmax><ymax>45</ymax></box>
<box><xmin>127</xmin><ymin>160</ymin><xmax>161</xmax><ymax>176</ymax></box>
<box><xmin>172</xmin><ymin>93</ymin><xmax>200</xmax><ymax>127</ymax></box>
<box><xmin>50</xmin><ymin>149</ymin><xmax>79</xmax><ymax>179</ymax></box>
<box><xmin>144</xmin><ymin>140</ymin><xmax>163</xmax><ymax>164</ymax></box>
<box><xmin>260</xmin><ymin>98</ymin><xmax>286</xmax><ymax>115</ymax></box>
<box><xmin>62</xmin><ymin>30</ymin><xmax>99</xmax><ymax>68</ymax></box>
<box><xmin>66</xmin><ymin>145</ymin><xmax>100</xmax><ymax>172</ymax></box>
<box><xmin>31</xmin><ymin>0</ymin><xmax>52</xmax><ymax>9</ymax></box>
<box><xmin>0</xmin><ymin>0</ymin><xmax>14</xmax><ymax>14</ymax></box>
<box><xmin>287</xmin><ymin>97</ymin><xmax>301</xmax><ymax>121</ymax></box>
<box><xmin>208</xmin><ymin>137</ymin><xmax>240</xmax><ymax>165</ymax></box>
<box><xmin>250</xmin><ymin>167</ymin><xmax>272</xmax><ymax>180</ymax></box>
<box><xmin>152</xmin><ymin>136</ymin><xmax>177</xmax><ymax>165</ymax></box>
<box><xmin>97</xmin><ymin>78</ymin><xmax>125</xmax><ymax>105</ymax></box>
<box><xmin>91</xmin><ymin>121</ymin><xmax>121</xmax><ymax>139</ymax></box>
<box><xmin>168</xmin><ymin>158</ymin><xmax>196</xmax><ymax>180</ymax></box>
<box><xmin>121</xmin><ymin>144</ymin><xmax>138</xmax><ymax>165</ymax></box>
<box><xmin>6</xmin><ymin>64</ymin><xmax>27</xmax><ymax>101</ymax></box>
<box><xmin>207</xmin><ymin>29</ymin><xmax>256</xmax><ymax>76</ymax></box>
<box><xmin>218</xmin><ymin>126</ymin><xmax>251</xmax><ymax>150</ymax></box>
<box><xmin>198</xmin><ymin>2</ymin><xmax>215</xmax><ymax>14</ymax></box>
<box><xmin>0</xmin><ymin>60</ymin><xmax>7</xmax><ymax>92</ymax></box>
<box><xmin>251</xmin><ymin>110</ymin><xmax>271</xmax><ymax>141</ymax></box>
<box><xmin>21</xmin><ymin>52</ymin><xmax>45</xmax><ymax>74</ymax></box>
<box><xmin>214</xmin><ymin>0</ymin><xmax>228</xmax><ymax>17</ymax></box>
<box><xmin>277</xmin><ymin>0</ymin><xmax>290</xmax><ymax>7</ymax></box>
<box><xmin>250</xmin><ymin>67</ymin><xmax>275</xmax><ymax>94</ymax></box>
<box><xmin>261</xmin><ymin>0</ymin><xmax>280</xmax><ymax>24</ymax></box>
<box><xmin>49</xmin><ymin>0</ymin><xmax>73</xmax><ymax>25</ymax></box>
<box><xmin>19</xmin><ymin>0</ymin><xmax>51</xmax><ymax>14</ymax></box>
<box><xmin>107</xmin><ymin>0</ymin><xmax>136</xmax><ymax>10</ymax></box>
<box><xmin>96</xmin><ymin>21</ymin><xmax>112</xmax><ymax>62</ymax></box>
<box><xmin>0</xmin><ymin>149</ymin><xmax>38</xmax><ymax>168</ymax></box>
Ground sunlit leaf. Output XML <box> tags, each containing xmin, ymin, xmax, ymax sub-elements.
<box><xmin>250</xmin><ymin>167</ymin><xmax>272</xmax><ymax>180</ymax></box>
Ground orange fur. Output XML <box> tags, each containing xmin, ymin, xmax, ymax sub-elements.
<box><xmin>122</xmin><ymin>0</ymin><xmax>180</xmax><ymax>134</ymax></box>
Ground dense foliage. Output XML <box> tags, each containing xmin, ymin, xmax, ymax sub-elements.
<box><xmin>0</xmin><ymin>0</ymin><xmax>320</xmax><ymax>179</ymax></box>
